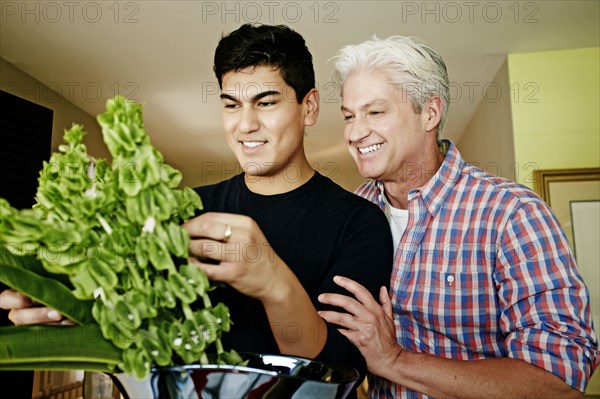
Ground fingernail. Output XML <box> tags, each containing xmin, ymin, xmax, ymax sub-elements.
<box><xmin>48</xmin><ymin>310</ymin><xmax>61</xmax><ymax>320</ymax></box>
<box><xmin>318</xmin><ymin>294</ymin><xmax>324</xmax><ymax>301</ymax></box>
<box><xmin>333</xmin><ymin>275</ymin><xmax>341</xmax><ymax>283</ymax></box>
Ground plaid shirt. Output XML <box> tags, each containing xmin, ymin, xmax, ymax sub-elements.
<box><xmin>356</xmin><ymin>141</ymin><xmax>599</xmax><ymax>398</ymax></box>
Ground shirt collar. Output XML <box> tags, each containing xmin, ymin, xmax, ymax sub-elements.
<box><xmin>417</xmin><ymin>140</ymin><xmax>465</xmax><ymax>216</ymax></box>
<box><xmin>373</xmin><ymin>140</ymin><xmax>465</xmax><ymax>217</ymax></box>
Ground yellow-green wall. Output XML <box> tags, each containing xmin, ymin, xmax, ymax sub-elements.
<box><xmin>457</xmin><ymin>60</ymin><xmax>515</xmax><ymax>181</ymax></box>
<box><xmin>508</xmin><ymin>47</ymin><xmax>600</xmax><ymax>188</ymax></box>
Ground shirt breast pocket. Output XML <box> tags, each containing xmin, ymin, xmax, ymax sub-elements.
<box><xmin>428</xmin><ymin>268</ymin><xmax>490</xmax><ymax>292</ymax></box>
<box><xmin>415</xmin><ymin>267</ymin><xmax>494</xmax><ymax>336</ymax></box>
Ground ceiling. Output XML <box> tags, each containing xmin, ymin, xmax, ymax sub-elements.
<box><xmin>1</xmin><ymin>0</ymin><xmax>599</xmax><ymax>187</ymax></box>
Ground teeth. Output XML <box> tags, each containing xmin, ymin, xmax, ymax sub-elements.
<box><xmin>242</xmin><ymin>141</ymin><xmax>264</xmax><ymax>148</ymax></box>
<box><xmin>358</xmin><ymin>144</ymin><xmax>382</xmax><ymax>154</ymax></box>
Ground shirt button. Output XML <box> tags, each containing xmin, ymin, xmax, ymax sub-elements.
<box><xmin>447</xmin><ymin>275</ymin><xmax>455</xmax><ymax>284</ymax></box>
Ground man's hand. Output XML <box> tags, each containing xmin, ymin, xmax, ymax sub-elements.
<box><xmin>183</xmin><ymin>212</ymin><xmax>283</xmax><ymax>302</ymax></box>
<box><xmin>318</xmin><ymin>275</ymin><xmax>402</xmax><ymax>376</ymax></box>
<box><xmin>0</xmin><ymin>289</ymin><xmax>73</xmax><ymax>325</ymax></box>
<box><xmin>319</xmin><ymin>277</ymin><xmax>584</xmax><ymax>399</ymax></box>
<box><xmin>184</xmin><ymin>211</ymin><xmax>327</xmax><ymax>357</ymax></box>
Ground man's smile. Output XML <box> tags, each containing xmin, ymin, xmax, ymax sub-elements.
<box><xmin>358</xmin><ymin>143</ymin><xmax>383</xmax><ymax>154</ymax></box>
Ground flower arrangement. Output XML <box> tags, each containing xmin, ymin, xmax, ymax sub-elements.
<box><xmin>0</xmin><ymin>96</ymin><xmax>242</xmax><ymax>379</ymax></box>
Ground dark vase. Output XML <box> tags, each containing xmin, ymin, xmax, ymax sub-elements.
<box><xmin>111</xmin><ymin>353</ymin><xmax>359</xmax><ymax>399</ymax></box>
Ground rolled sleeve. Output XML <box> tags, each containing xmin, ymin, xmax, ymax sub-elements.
<box><xmin>496</xmin><ymin>200</ymin><xmax>598</xmax><ymax>391</ymax></box>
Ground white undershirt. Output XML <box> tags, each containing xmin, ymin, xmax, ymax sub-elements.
<box><xmin>381</xmin><ymin>188</ymin><xmax>409</xmax><ymax>254</ymax></box>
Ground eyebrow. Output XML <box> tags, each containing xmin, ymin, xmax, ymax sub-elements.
<box><xmin>341</xmin><ymin>99</ymin><xmax>389</xmax><ymax>113</ymax></box>
<box><xmin>220</xmin><ymin>90</ymin><xmax>281</xmax><ymax>102</ymax></box>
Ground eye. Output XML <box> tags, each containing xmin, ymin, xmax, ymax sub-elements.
<box><xmin>223</xmin><ymin>103</ymin><xmax>239</xmax><ymax>110</ymax></box>
<box><xmin>343</xmin><ymin>114</ymin><xmax>354</xmax><ymax>121</ymax></box>
<box><xmin>369</xmin><ymin>110</ymin><xmax>384</xmax><ymax>116</ymax></box>
<box><xmin>258</xmin><ymin>101</ymin><xmax>276</xmax><ymax>107</ymax></box>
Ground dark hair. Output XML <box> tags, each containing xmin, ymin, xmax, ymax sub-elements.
<box><xmin>213</xmin><ymin>24</ymin><xmax>315</xmax><ymax>103</ymax></box>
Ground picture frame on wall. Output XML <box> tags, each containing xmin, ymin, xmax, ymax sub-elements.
<box><xmin>534</xmin><ymin>167</ymin><xmax>600</xmax><ymax>248</ymax></box>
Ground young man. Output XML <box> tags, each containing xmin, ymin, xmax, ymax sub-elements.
<box><xmin>183</xmin><ymin>24</ymin><xmax>393</xmax><ymax>374</ymax></box>
<box><xmin>318</xmin><ymin>35</ymin><xmax>599</xmax><ymax>398</ymax></box>
<box><xmin>1</xmin><ymin>24</ymin><xmax>393</xmax><ymax>395</ymax></box>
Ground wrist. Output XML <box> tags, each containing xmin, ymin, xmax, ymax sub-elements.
<box><xmin>377</xmin><ymin>345</ymin><xmax>407</xmax><ymax>383</ymax></box>
<box><xmin>259</xmin><ymin>256</ymin><xmax>293</xmax><ymax>305</ymax></box>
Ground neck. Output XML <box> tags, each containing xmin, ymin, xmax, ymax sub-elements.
<box><xmin>382</xmin><ymin>141</ymin><xmax>445</xmax><ymax>209</ymax></box>
<box><xmin>244</xmin><ymin>159</ymin><xmax>315</xmax><ymax>195</ymax></box>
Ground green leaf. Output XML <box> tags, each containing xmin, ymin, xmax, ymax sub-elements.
<box><xmin>63</xmin><ymin>124</ymin><xmax>85</xmax><ymax>145</ymax></box>
<box><xmin>212</xmin><ymin>303</ymin><xmax>233</xmax><ymax>332</ymax></box>
<box><xmin>0</xmin><ymin>325</ymin><xmax>120</xmax><ymax>371</ymax></box>
<box><xmin>88</xmin><ymin>258</ymin><xmax>119</xmax><ymax>290</ymax></box>
<box><xmin>113</xmin><ymin>299</ymin><xmax>142</xmax><ymax>331</ymax></box>
<box><xmin>168</xmin><ymin>273</ymin><xmax>196</xmax><ymax>304</ymax></box>
<box><xmin>120</xmin><ymin>346</ymin><xmax>151</xmax><ymax>379</ymax></box>
<box><xmin>124</xmin><ymin>290</ymin><xmax>157</xmax><ymax>320</ymax></box>
<box><xmin>179</xmin><ymin>264</ymin><xmax>209</xmax><ymax>296</ymax></box>
<box><xmin>70</xmin><ymin>267</ymin><xmax>100</xmax><ymax>300</ymax></box>
<box><xmin>0</xmin><ymin>252</ymin><xmax>94</xmax><ymax>325</ymax></box>
<box><xmin>154</xmin><ymin>277</ymin><xmax>176</xmax><ymax>309</ymax></box>
<box><xmin>0</xmin><ymin>362</ymin><xmax>115</xmax><ymax>372</ymax></box>
<box><xmin>1</xmin><ymin>248</ymin><xmax>46</xmax><ymax>275</ymax></box>
<box><xmin>147</xmin><ymin>237</ymin><xmax>174</xmax><ymax>271</ymax></box>
<box><xmin>217</xmin><ymin>349</ymin><xmax>245</xmax><ymax>366</ymax></box>
<box><xmin>139</xmin><ymin>327</ymin><xmax>171</xmax><ymax>367</ymax></box>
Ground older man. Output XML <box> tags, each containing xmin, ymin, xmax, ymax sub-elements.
<box><xmin>319</xmin><ymin>35</ymin><xmax>599</xmax><ymax>398</ymax></box>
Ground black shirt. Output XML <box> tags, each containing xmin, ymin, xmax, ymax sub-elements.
<box><xmin>194</xmin><ymin>172</ymin><xmax>393</xmax><ymax>388</ymax></box>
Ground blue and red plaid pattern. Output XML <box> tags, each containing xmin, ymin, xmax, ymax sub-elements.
<box><xmin>356</xmin><ymin>141</ymin><xmax>599</xmax><ymax>398</ymax></box>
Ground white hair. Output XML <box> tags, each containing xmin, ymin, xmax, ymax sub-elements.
<box><xmin>332</xmin><ymin>35</ymin><xmax>450</xmax><ymax>137</ymax></box>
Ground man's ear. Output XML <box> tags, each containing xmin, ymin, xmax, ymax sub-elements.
<box><xmin>424</xmin><ymin>96</ymin><xmax>442</xmax><ymax>133</ymax></box>
<box><xmin>303</xmin><ymin>88</ymin><xmax>320</xmax><ymax>126</ymax></box>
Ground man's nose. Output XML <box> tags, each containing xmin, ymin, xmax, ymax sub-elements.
<box><xmin>239</xmin><ymin>107</ymin><xmax>260</xmax><ymax>133</ymax></box>
<box><xmin>347</xmin><ymin>115</ymin><xmax>370</xmax><ymax>143</ymax></box>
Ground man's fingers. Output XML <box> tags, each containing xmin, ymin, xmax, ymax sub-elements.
<box><xmin>185</xmin><ymin>220</ymin><xmax>233</xmax><ymax>242</ymax></box>
<box><xmin>184</xmin><ymin>212</ymin><xmax>249</xmax><ymax>241</ymax></box>
<box><xmin>379</xmin><ymin>286</ymin><xmax>393</xmax><ymax>319</ymax></box>
<box><xmin>0</xmin><ymin>290</ymin><xmax>66</xmax><ymax>326</ymax></box>
<box><xmin>335</xmin><ymin>327</ymin><xmax>361</xmax><ymax>346</ymax></box>
<box><xmin>333</xmin><ymin>275</ymin><xmax>377</xmax><ymax>305</ymax></box>
<box><xmin>318</xmin><ymin>310</ymin><xmax>356</xmax><ymax>330</ymax></box>
<box><xmin>319</xmin><ymin>312</ymin><xmax>379</xmax><ymax>350</ymax></box>
<box><xmin>8</xmin><ymin>307</ymin><xmax>64</xmax><ymax>325</ymax></box>
<box><xmin>318</xmin><ymin>292</ymin><xmax>362</xmax><ymax>315</ymax></box>
<box><xmin>188</xmin><ymin>258</ymin><xmax>234</xmax><ymax>282</ymax></box>
<box><xmin>0</xmin><ymin>289</ymin><xmax>36</xmax><ymax>309</ymax></box>
<box><xmin>189</xmin><ymin>239</ymin><xmax>227</xmax><ymax>262</ymax></box>
<box><xmin>332</xmin><ymin>275</ymin><xmax>382</xmax><ymax>313</ymax></box>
